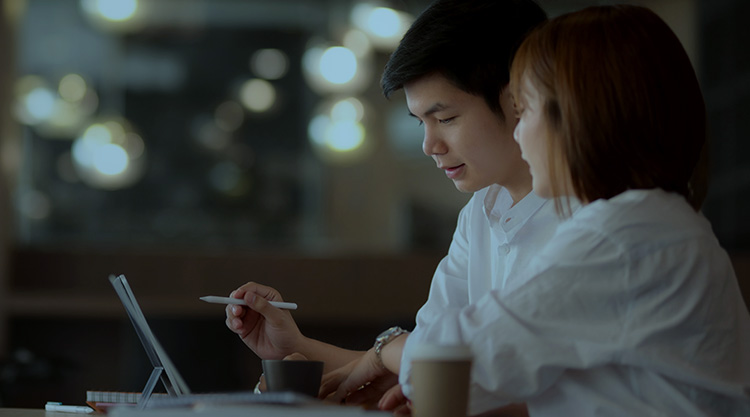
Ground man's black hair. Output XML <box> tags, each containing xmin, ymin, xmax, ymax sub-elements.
<box><xmin>381</xmin><ymin>0</ymin><xmax>547</xmax><ymax>118</ymax></box>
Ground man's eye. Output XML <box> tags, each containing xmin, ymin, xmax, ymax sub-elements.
<box><xmin>438</xmin><ymin>117</ymin><xmax>456</xmax><ymax>124</ymax></box>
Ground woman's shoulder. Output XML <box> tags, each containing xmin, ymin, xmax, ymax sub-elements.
<box><xmin>561</xmin><ymin>189</ymin><xmax>712</xmax><ymax>253</ymax></box>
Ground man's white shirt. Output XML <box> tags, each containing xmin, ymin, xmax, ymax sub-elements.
<box><xmin>399</xmin><ymin>184</ymin><xmax>561</xmax><ymax>401</ymax></box>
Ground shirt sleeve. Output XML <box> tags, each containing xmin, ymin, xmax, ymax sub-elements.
<box><xmin>397</xmin><ymin>196</ymin><xmax>474</xmax><ymax>380</ymax></box>
<box><xmin>414</xmin><ymin>198</ymin><xmax>473</xmax><ymax>324</ymax></box>
<box><xmin>400</xmin><ymin>222</ymin><xmax>630</xmax><ymax>414</ymax></box>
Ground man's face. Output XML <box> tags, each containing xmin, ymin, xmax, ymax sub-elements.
<box><xmin>404</xmin><ymin>73</ymin><xmax>529</xmax><ymax>194</ymax></box>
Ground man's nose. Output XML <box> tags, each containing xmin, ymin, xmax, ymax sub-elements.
<box><xmin>422</xmin><ymin>127</ymin><xmax>447</xmax><ymax>156</ymax></box>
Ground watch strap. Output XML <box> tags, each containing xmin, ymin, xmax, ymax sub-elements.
<box><xmin>373</xmin><ymin>326</ymin><xmax>407</xmax><ymax>369</ymax></box>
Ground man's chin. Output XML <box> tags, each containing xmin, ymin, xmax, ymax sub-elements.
<box><xmin>452</xmin><ymin>180</ymin><xmax>483</xmax><ymax>194</ymax></box>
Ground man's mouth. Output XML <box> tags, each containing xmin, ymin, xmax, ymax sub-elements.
<box><xmin>441</xmin><ymin>164</ymin><xmax>465</xmax><ymax>179</ymax></box>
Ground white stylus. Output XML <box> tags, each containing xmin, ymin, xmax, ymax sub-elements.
<box><xmin>200</xmin><ymin>295</ymin><xmax>298</xmax><ymax>310</ymax></box>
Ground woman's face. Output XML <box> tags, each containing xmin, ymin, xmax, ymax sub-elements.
<box><xmin>513</xmin><ymin>77</ymin><xmax>554</xmax><ymax>198</ymax></box>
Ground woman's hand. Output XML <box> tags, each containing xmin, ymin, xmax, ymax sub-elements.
<box><xmin>319</xmin><ymin>348</ymin><xmax>397</xmax><ymax>406</ymax></box>
<box><xmin>224</xmin><ymin>281</ymin><xmax>304</xmax><ymax>359</ymax></box>
<box><xmin>379</xmin><ymin>383</ymin><xmax>410</xmax><ymax>414</ymax></box>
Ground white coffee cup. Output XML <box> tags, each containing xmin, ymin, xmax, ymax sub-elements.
<box><xmin>410</xmin><ymin>344</ymin><xmax>473</xmax><ymax>417</ymax></box>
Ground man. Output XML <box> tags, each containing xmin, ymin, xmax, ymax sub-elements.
<box><xmin>226</xmin><ymin>0</ymin><xmax>554</xmax><ymax>414</ymax></box>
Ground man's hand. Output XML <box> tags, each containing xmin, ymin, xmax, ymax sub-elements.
<box><xmin>224</xmin><ymin>281</ymin><xmax>304</xmax><ymax>359</ymax></box>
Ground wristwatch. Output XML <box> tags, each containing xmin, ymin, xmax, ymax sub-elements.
<box><xmin>373</xmin><ymin>326</ymin><xmax>407</xmax><ymax>369</ymax></box>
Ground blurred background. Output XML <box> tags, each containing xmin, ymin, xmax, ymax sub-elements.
<box><xmin>0</xmin><ymin>0</ymin><xmax>747</xmax><ymax>408</ymax></box>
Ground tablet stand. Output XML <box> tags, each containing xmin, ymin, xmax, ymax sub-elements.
<box><xmin>109</xmin><ymin>274</ymin><xmax>190</xmax><ymax>409</ymax></box>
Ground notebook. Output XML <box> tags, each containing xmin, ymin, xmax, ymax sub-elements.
<box><xmin>108</xmin><ymin>274</ymin><xmax>314</xmax><ymax>409</ymax></box>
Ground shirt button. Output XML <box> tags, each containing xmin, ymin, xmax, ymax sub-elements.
<box><xmin>505</xmin><ymin>217</ymin><xmax>512</xmax><ymax>223</ymax></box>
<box><xmin>499</xmin><ymin>244</ymin><xmax>510</xmax><ymax>254</ymax></box>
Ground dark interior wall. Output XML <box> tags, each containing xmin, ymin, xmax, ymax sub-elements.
<box><xmin>698</xmin><ymin>0</ymin><xmax>750</xmax><ymax>307</ymax></box>
<box><xmin>700</xmin><ymin>0</ymin><xmax>750</xmax><ymax>251</ymax></box>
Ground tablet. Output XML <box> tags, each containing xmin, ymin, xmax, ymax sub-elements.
<box><xmin>109</xmin><ymin>274</ymin><xmax>314</xmax><ymax>409</ymax></box>
<box><xmin>109</xmin><ymin>274</ymin><xmax>190</xmax><ymax>406</ymax></box>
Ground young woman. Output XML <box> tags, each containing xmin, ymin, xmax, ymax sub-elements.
<box><xmin>327</xmin><ymin>5</ymin><xmax>750</xmax><ymax>416</ymax></box>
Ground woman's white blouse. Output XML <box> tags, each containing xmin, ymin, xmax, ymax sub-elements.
<box><xmin>400</xmin><ymin>189</ymin><xmax>750</xmax><ymax>416</ymax></box>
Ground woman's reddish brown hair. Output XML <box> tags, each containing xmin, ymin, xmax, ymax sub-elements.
<box><xmin>510</xmin><ymin>5</ymin><xmax>706</xmax><ymax>211</ymax></box>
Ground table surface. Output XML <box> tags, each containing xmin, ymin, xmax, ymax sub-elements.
<box><xmin>0</xmin><ymin>406</ymin><xmax>391</xmax><ymax>417</ymax></box>
<box><xmin>0</xmin><ymin>407</ymin><xmax>393</xmax><ymax>417</ymax></box>
<box><xmin>0</xmin><ymin>409</ymin><xmax>82</xmax><ymax>417</ymax></box>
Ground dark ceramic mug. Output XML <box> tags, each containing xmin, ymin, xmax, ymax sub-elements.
<box><xmin>261</xmin><ymin>359</ymin><xmax>324</xmax><ymax>398</ymax></box>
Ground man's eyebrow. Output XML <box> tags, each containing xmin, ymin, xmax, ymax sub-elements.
<box><xmin>409</xmin><ymin>102</ymin><xmax>449</xmax><ymax>118</ymax></box>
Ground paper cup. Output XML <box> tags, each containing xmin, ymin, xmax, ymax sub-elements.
<box><xmin>411</xmin><ymin>344</ymin><xmax>472</xmax><ymax>417</ymax></box>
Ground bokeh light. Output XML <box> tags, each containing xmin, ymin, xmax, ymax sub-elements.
<box><xmin>58</xmin><ymin>74</ymin><xmax>88</xmax><ymax>102</ymax></box>
<box><xmin>102</xmin><ymin>0</ymin><xmax>136</xmax><ymax>21</ymax></box>
<box><xmin>214</xmin><ymin>100</ymin><xmax>245</xmax><ymax>132</ymax></box>
<box><xmin>71</xmin><ymin>117</ymin><xmax>146</xmax><ymax>189</ymax></box>
<box><xmin>239</xmin><ymin>78</ymin><xmax>276</xmax><ymax>113</ymax></box>
<box><xmin>302</xmin><ymin>43</ymin><xmax>371</xmax><ymax>94</ymax></box>
<box><xmin>92</xmin><ymin>143</ymin><xmax>129</xmax><ymax>175</ymax></box>
<box><xmin>331</xmin><ymin>97</ymin><xmax>365</xmax><ymax>122</ymax></box>
<box><xmin>351</xmin><ymin>3</ymin><xmax>413</xmax><ymax>50</ymax></box>
<box><xmin>13</xmin><ymin>74</ymin><xmax>99</xmax><ymax>138</ymax></box>
<box><xmin>319</xmin><ymin>47</ymin><xmax>357</xmax><ymax>84</ymax></box>
<box><xmin>367</xmin><ymin>7</ymin><xmax>401</xmax><ymax>38</ymax></box>
<box><xmin>80</xmin><ymin>0</ymin><xmax>144</xmax><ymax>32</ymax></box>
<box><xmin>343</xmin><ymin>30</ymin><xmax>373</xmax><ymax>58</ymax></box>
<box><xmin>327</xmin><ymin>120</ymin><xmax>365</xmax><ymax>152</ymax></box>
<box><xmin>308</xmin><ymin>97</ymin><xmax>372</xmax><ymax>164</ymax></box>
<box><xmin>250</xmin><ymin>48</ymin><xmax>289</xmax><ymax>80</ymax></box>
<box><xmin>25</xmin><ymin>88</ymin><xmax>56</xmax><ymax>120</ymax></box>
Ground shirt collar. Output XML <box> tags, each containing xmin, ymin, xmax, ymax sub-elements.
<box><xmin>483</xmin><ymin>184</ymin><xmax>549</xmax><ymax>237</ymax></box>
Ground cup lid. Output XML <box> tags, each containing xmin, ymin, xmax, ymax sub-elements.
<box><xmin>412</xmin><ymin>343</ymin><xmax>472</xmax><ymax>360</ymax></box>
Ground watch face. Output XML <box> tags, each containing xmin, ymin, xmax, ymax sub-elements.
<box><xmin>376</xmin><ymin>326</ymin><xmax>404</xmax><ymax>346</ymax></box>
<box><xmin>378</xmin><ymin>327</ymin><xmax>396</xmax><ymax>340</ymax></box>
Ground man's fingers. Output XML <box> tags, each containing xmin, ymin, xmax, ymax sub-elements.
<box><xmin>283</xmin><ymin>352</ymin><xmax>308</xmax><ymax>361</ymax></box>
<box><xmin>319</xmin><ymin>372</ymin><xmax>346</xmax><ymax>400</ymax></box>
<box><xmin>330</xmin><ymin>377</ymin><xmax>358</xmax><ymax>403</ymax></box>
<box><xmin>246</xmin><ymin>293</ymin><xmax>279</xmax><ymax>319</ymax></box>
<box><xmin>345</xmin><ymin>373</ymin><xmax>398</xmax><ymax>406</ymax></box>
<box><xmin>237</xmin><ymin>282</ymin><xmax>284</xmax><ymax>302</ymax></box>
<box><xmin>258</xmin><ymin>374</ymin><xmax>267</xmax><ymax>392</ymax></box>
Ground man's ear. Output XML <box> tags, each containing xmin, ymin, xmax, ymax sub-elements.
<box><xmin>499</xmin><ymin>85</ymin><xmax>517</xmax><ymax>124</ymax></box>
